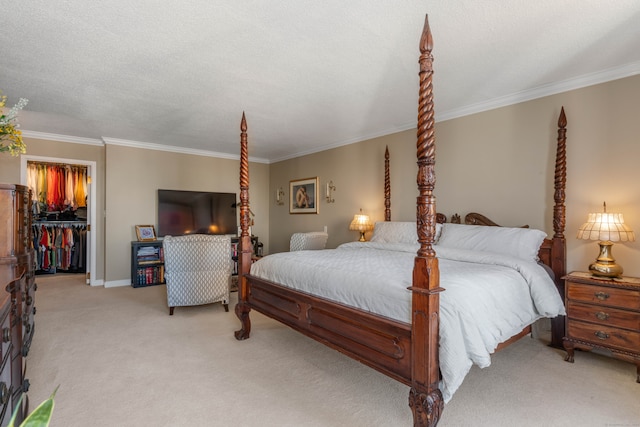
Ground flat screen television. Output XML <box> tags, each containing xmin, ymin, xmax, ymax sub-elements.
<box><xmin>157</xmin><ymin>189</ymin><xmax>237</xmax><ymax>237</ymax></box>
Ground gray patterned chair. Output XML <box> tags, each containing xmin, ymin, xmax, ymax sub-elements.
<box><xmin>163</xmin><ymin>234</ymin><xmax>233</xmax><ymax>315</ymax></box>
<box><xmin>289</xmin><ymin>231</ymin><xmax>328</xmax><ymax>251</ymax></box>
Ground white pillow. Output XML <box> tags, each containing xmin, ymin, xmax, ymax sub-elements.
<box><xmin>436</xmin><ymin>223</ymin><xmax>546</xmax><ymax>262</ymax></box>
<box><xmin>370</xmin><ymin>221</ymin><xmax>442</xmax><ymax>244</ymax></box>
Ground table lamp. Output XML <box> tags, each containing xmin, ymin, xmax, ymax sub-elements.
<box><xmin>349</xmin><ymin>209</ymin><xmax>373</xmax><ymax>242</ymax></box>
<box><xmin>576</xmin><ymin>202</ymin><xmax>635</xmax><ymax>278</ymax></box>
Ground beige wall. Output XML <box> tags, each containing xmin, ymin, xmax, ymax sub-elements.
<box><xmin>269</xmin><ymin>74</ymin><xmax>640</xmax><ymax>277</ymax></box>
<box><xmin>104</xmin><ymin>144</ymin><xmax>269</xmax><ymax>284</ymax></box>
<box><xmin>269</xmin><ymin>132</ymin><xmax>416</xmax><ymax>252</ymax></box>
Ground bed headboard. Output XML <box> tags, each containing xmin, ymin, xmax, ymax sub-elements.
<box><xmin>417</xmin><ymin>105</ymin><xmax>567</xmax><ymax>284</ymax></box>
<box><xmin>440</xmin><ymin>207</ymin><xmax>565</xmax><ymax>277</ymax></box>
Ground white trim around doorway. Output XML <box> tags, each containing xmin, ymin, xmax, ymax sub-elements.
<box><xmin>20</xmin><ymin>155</ymin><xmax>99</xmax><ymax>286</ymax></box>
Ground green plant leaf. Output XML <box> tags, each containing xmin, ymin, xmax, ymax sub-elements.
<box><xmin>9</xmin><ymin>386</ymin><xmax>58</xmax><ymax>427</ymax></box>
<box><xmin>7</xmin><ymin>394</ymin><xmax>24</xmax><ymax>427</ymax></box>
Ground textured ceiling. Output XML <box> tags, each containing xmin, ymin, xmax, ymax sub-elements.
<box><xmin>3</xmin><ymin>1</ymin><xmax>639</xmax><ymax>163</ymax></box>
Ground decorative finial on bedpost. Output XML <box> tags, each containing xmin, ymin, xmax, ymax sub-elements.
<box><xmin>558</xmin><ymin>106</ymin><xmax>567</xmax><ymax>129</ymax></box>
<box><xmin>419</xmin><ymin>14</ymin><xmax>433</xmax><ymax>72</ymax></box>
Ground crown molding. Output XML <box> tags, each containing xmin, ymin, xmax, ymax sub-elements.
<box><xmin>21</xmin><ymin>131</ymin><xmax>270</xmax><ymax>164</ymax></box>
<box><xmin>435</xmin><ymin>61</ymin><xmax>640</xmax><ymax>122</ymax></box>
<box><xmin>102</xmin><ymin>137</ymin><xmax>270</xmax><ymax>164</ymax></box>
<box><xmin>21</xmin><ymin>130</ymin><xmax>103</xmax><ymax>146</ymax></box>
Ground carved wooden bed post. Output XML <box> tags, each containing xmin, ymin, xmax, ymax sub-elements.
<box><xmin>385</xmin><ymin>146</ymin><xmax>391</xmax><ymax>221</ymax></box>
<box><xmin>549</xmin><ymin>107</ymin><xmax>567</xmax><ymax>348</ymax></box>
<box><xmin>235</xmin><ymin>112</ymin><xmax>252</xmax><ymax>340</ymax></box>
<box><xmin>408</xmin><ymin>15</ymin><xmax>444</xmax><ymax>427</ymax></box>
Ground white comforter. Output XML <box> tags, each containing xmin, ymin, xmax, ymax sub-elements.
<box><xmin>249</xmin><ymin>242</ymin><xmax>565</xmax><ymax>402</ymax></box>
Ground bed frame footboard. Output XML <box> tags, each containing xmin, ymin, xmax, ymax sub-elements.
<box><xmin>246</xmin><ymin>274</ymin><xmax>413</xmax><ymax>383</ymax></box>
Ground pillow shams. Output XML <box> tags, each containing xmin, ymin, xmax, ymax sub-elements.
<box><xmin>370</xmin><ymin>221</ymin><xmax>442</xmax><ymax>244</ymax></box>
<box><xmin>436</xmin><ymin>223</ymin><xmax>546</xmax><ymax>262</ymax></box>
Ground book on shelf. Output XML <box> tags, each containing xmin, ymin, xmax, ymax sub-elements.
<box><xmin>138</xmin><ymin>260</ymin><xmax>161</xmax><ymax>265</ymax></box>
<box><xmin>136</xmin><ymin>266</ymin><xmax>162</xmax><ymax>285</ymax></box>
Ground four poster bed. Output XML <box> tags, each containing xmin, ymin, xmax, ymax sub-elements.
<box><xmin>234</xmin><ymin>15</ymin><xmax>568</xmax><ymax>427</ymax></box>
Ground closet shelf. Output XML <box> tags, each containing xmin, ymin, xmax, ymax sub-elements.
<box><xmin>34</xmin><ymin>220</ymin><xmax>87</xmax><ymax>225</ymax></box>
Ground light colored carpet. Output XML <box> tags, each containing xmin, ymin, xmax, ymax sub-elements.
<box><xmin>27</xmin><ymin>275</ymin><xmax>639</xmax><ymax>427</ymax></box>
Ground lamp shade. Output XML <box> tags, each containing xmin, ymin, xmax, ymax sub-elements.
<box><xmin>349</xmin><ymin>214</ymin><xmax>373</xmax><ymax>232</ymax></box>
<box><xmin>577</xmin><ymin>212</ymin><xmax>635</xmax><ymax>242</ymax></box>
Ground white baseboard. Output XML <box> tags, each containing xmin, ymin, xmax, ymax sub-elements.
<box><xmin>104</xmin><ymin>279</ymin><xmax>131</xmax><ymax>288</ymax></box>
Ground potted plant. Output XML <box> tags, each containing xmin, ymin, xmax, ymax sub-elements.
<box><xmin>0</xmin><ymin>90</ymin><xmax>29</xmax><ymax>156</ymax></box>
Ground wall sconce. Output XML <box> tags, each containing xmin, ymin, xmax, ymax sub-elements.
<box><xmin>325</xmin><ymin>180</ymin><xmax>336</xmax><ymax>203</ymax></box>
<box><xmin>577</xmin><ymin>202</ymin><xmax>635</xmax><ymax>278</ymax></box>
<box><xmin>275</xmin><ymin>187</ymin><xmax>285</xmax><ymax>205</ymax></box>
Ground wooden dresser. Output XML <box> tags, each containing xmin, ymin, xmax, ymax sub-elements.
<box><xmin>0</xmin><ymin>183</ymin><xmax>36</xmax><ymax>426</ymax></box>
<box><xmin>563</xmin><ymin>271</ymin><xmax>640</xmax><ymax>382</ymax></box>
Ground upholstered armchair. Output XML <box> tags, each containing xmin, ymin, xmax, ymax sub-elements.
<box><xmin>289</xmin><ymin>231</ymin><xmax>328</xmax><ymax>251</ymax></box>
<box><xmin>163</xmin><ymin>234</ymin><xmax>233</xmax><ymax>315</ymax></box>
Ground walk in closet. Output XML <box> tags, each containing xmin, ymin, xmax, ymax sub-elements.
<box><xmin>26</xmin><ymin>161</ymin><xmax>89</xmax><ymax>275</ymax></box>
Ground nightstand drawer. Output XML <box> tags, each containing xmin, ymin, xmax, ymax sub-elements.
<box><xmin>567</xmin><ymin>301</ymin><xmax>640</xmax><ymax>331</ymax></box>
<box><xmin>566</xmin><ymin>282</ymin><xmax>640</xmax><ymax>310</ymax></box>
<box><xmin>568</xmin><ymin>319</ymin><xmax>640</xmax><ymax>353</ymax></box>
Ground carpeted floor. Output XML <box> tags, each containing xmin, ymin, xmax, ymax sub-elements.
<box><xmin>27</xmin><ymin>274</ymin><xmax>640</xmax><ymax>427</ymax></box>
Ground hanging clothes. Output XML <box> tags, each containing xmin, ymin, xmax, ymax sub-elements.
<box><xmin>27</xmin><ymin>160</ymin><xmax>89</xmax><ymax>276</ymax></box>
<box><xmin>26</xmin><ymin>162</ymin><xmax>87</xmax><ymax>213</ymax></box>
<box><xmin>32</xmin><ymin>223</ymin><xmax>87</xmax><ymax>274</ymax></box>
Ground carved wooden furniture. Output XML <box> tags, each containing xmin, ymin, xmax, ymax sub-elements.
<box><xmin>163</xmin><ymin>234</ymin><xmax>233</xmax><ymax>314</ymax></box>
<box><xmin>0</xmin><ymin>289</ymin><xmax>12</xmax><ymax>424</ymax></box>
<box><xmin>563</xmin><ymin>271</ymin><xmax>640</xmax><ymax>382</ymax></box>
<box><xmin>233</xmin><ymin>15</ymin><xmax>567</xmax><ymax>427</ymax></box>
<box><xmin>0</xmin><ymin>183</ymin><xmax>36</xmax><ymax>426</ymax></box>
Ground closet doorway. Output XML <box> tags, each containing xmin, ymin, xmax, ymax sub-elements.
<box><xmin>20</xmin><ymin>155</ymin><xmax>98</xmax><ymax>286</ymax></box>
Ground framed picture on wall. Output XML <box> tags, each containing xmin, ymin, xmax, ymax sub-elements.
<box><xmin>289</xmin><ymin>177</ymin><xmax>318</xmax><ymax>214</ymax></box>
<box><xmin>135</xmin><ymin>225</ymin><xmax>157</xmax><ymax>241</ymax></box>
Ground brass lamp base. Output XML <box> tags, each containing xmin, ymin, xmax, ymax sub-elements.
<box><xmin>358</xmin><ymin>231</ymin><xmax>366</xmax><ymax>242</ymax></box>
<box><xmin>589</xmin><ymin>240</ymin><xmax>623</xmax><ymax>278</ymax></box>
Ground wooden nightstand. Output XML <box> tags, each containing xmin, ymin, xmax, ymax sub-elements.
<box><xmin>563</xmin><ymin>271</ymin><xmax>640</xmax><ymax>382</ymax></box>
